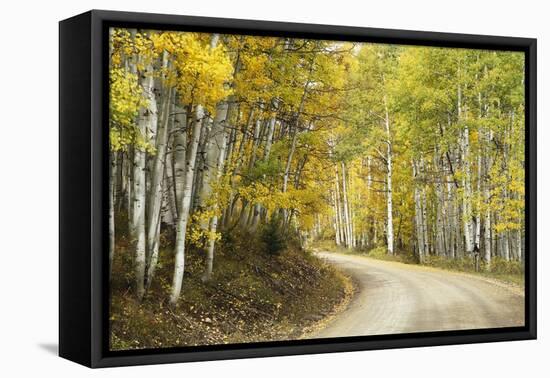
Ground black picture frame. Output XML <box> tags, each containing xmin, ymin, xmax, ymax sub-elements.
<box><xmin>59</xmin><ymin>9</ymin><xmax>537</xmax><ymax>368</ymax></box>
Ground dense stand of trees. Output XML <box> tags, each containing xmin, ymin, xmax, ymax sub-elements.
<box><xmin>327</xmin><ymin>45</ymin><xmax>525</xmax><ymax>270</ymax></box>
<box><xmin>109</xmin><ymin>29</ymin><xmax>525</xmax><ymax>305</ymax></box>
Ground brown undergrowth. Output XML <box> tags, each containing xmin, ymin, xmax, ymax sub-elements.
<box><xmin>110</xmin><ymin>230</ymin><xmax>350</xmax><ymax>350</ymax></box>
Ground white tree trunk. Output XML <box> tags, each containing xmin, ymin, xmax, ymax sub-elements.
<box><xmin>203</xmin><ymin>128</ymin><xmax>228</xmax><ymax>281</ymax></box>
<box><xmin>501</xmin><ymin>232</ymin><xmax>510</xmax><ymax>261</ymax></box>
<box><xmin>483</xmin><ymin>193</ymin><xmax>492</xmax><ymax>269</ymax></box>
<box><xmin>201</xmin><ymin>100</ymin><xmax>229</xmax><ymax>280</ymax></box>
<box><xmin>172</xmin><ymin>102</ymin><xmax>187</xmax><ymax>215</ymax></box>
<box><xmin>458</xmin><ymin>83</ymin><xmax>474</xmax><ymax>256</ymax></box>
<box><xmin>341</xmin><ymin>162</ymin><xmax>352</xmax><ymax>249</ymax></box>
<box><xmin>435</xmin><ymin>183</ymin><xmax>445</xmax><ymax>255</ymax></box>
<box><xmin>250</xmin><ymin>116</ymin><xmax>277</xmax><ymax>229</ymax></box>
<box><xmin>515</xmin><ymin>229</ymin><xmax>522</xmax><ymax>263</ymax></box>
<box><xmin>349</xmin><ymin>203</ymin><xmax>356</xmax><ymax>248</ymax></box>
<box><xmin>413</xmin><ymin>162</ymin><xmax>425</xmax><ymax>262</ymax></box>
<box><xmin>367</xmin><ymin>156</ymin><xmax>372</xmax><ymax>248</ymax></box>
<box><xmin>109</xmin><ymin>151</ymin><xmax>117</xmax><ymax>279</ymax></box>
<box><xmin>192</xmin><ymin>117</ymin><xmax>212</xmax><ymax>211</ymax></box>
<box><xmin>170</xmin><ymin>105</ymin><xmax>204</xmax><ymax>305</ymax></box>
<box><xmin>282</xmin><ymin>126</ymin><xmax>298</xmax><ymax>194</ymax></box>
<box><xmin>247</xmin><ymin>119</ymin><xmax>262</xmax><ymax>171</ymax></box>
<box><xmin>421</xmin><ymin>184</ymin><xmax>429</xmax><ymax>256</ymax></box>
<box><xmin>384</xmin><ymin>99</ymin><xmax>394</xmax><ymax>255</ymax></box>
<box><xmin>332</xmin><ymin>188</ymin><xmax>341</xmax><ymax>245</ymax></box>
<box><xmin>164</xmin><ymin>137</ymin><xmax>178</xmax><ymax>227</ymax></box>
<box><xmin>125</xmin><ymin>151</ymin><xmax>134</xmax><ymax>233</ymax></box>
<box><xmin>145</xmin><ymin>82</ymin><xmax>173</xmax><ymax>290</ymax></box>
<box><xmin>474</xmin><ymin>154</ymin><xmax>482</xmax><ymax>252</ymax></box>
<box><xmin>335</xmin><ymin>164</ymin><xmax>347</xmax><ymax>247</ymax></box>
<box><xmin>446</xmin><ymin>176</ymin><xmax>457</xmax><ymax>259</ymax></box>
<box><xmin>132</xmin><ymin>64</ymin><xmax>157</xmax><ymax>300</ymax></box>
<box><xmin>281</xmin><ymin>124</ymin><xmax>299</xmax><ymax>224</ymax></box>
<box><xmin>336</xmin><ymin>166</ymin><xmax>345</xmax><ymax>245</ymax></box>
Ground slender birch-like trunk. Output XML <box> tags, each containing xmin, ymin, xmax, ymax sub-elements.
<box><xmin>349</xmin><ymin>204</ymin><xmax>356</xmax><ymax>248</ymax></box>
<box><xmin>447</xmin><ymin>165</ymin><xmax>457</xmax><ymax>259</ymax></box>
<box><xmin>145</xmin><ymin>81</ymin><xmax>173</xmax><ymax>290</ymax></box>
<box><xmin>333</xmin><ymin>187</ymin><xmax>341</xmax><ymax>246</ymax></box>
<box><xmin>192</xmin><ymin>117</ymin><xmax>212</xmax><ymax>211</ymax></box>
<box><xmin>413</xmin><ymin>161</ymin><xmax>425</xmax><ymax>262</ymax></box>
<box><xmin>341</xmin><ymin>162</ymin><xmax>352</xmax><ymax>249</ymax></box>
<box><xmin>483</xmin><ymin>192</ymin><xmax>492</xmax><ymax>269</ymax></box>
<box><xmin>162</xmin><ymin>162</ymin><xmax>177</xmax><ymax>227</ymax></box>
<box><xmin>250</xmin><ymin>115</ymin><xmax>276</xmax><ymax>230</ymax></box>
<box><xmin>172</xmin><ymin>102</ymin><xmax>188</xmax><ymax>215</ymax></box>
<box><xmin>133</xmin><ymin>63</ymin><xmax>157</xmax><ymax>301</ymax></box>
<box><xmin>458</xmin><ymin>82</ymin><xmax>474</xmax><ymax>256</ymax></box>
<box><xmin>203</xmin><ymin>128</ymin><xmax>228</xmax><ymax>281</ymax></box>
<box><xmin>366</xmin><ymin>156</ymin><xmax>373</xmax><ymax>248</ymax></box>
<box><xmin>223</xmin><ymin>108</ymin><xmax>254</xmax><ymax>227</ymax></box>
<box><xmin>483</xmin><ymin>128</ymin><xmax>492</xmax><ymax>269</ymax></box>
<box><xmin>515</xmin><ymin>229</ymin><xmax>522</xmax><ymax>263</ymax></box>
<box><xmin>383</xmin><ymin>96</ymin><xmax>394</xmax><ymax>255</ymax></box>
<box><xmin>201</xmin><ymin>99</ymin><xmax>229</xmax><ymax>280</ymax></box>
<box><xmin>421</xmin><ymin>183</ymin><xmax>429</xmax><ymax>256</ymax></box>
<box><xmin>108</xmin><ymin>27</ymin><xmax>116</xmax><ymax>279</ymax></box>
<box><xmin>282</xmin><ymin>125</ymin><xmax>298</xmax><ymax>194</ymax></box>
<box><xmin>170</xmin><ymin>105</ymin><xmax>204</xmax><ymax>306</ymax></box>
<box><xmin>434</xmin><ymin>155</ymin><xmax>445</xmax><ymax>256</ymax></box>
<box><xmin>474</xmin><ymin>153</ymin><xmax>482</xmax><ymax>252</ymax></box>
<box><xmin>334</xmin><ymin>164</ymin><xmax>346</xmax><ymax>246</ymax></box>
<box><xmin>237</xmin><ymin>117</ymin><xmax>262</xmax><ymax>227</ymax></box>
<box><xmin>199</xmin><ymin>101</ymin><xmax>228</xmax><ymax>215</ymax></box>
<box><xmin>280</xmin><ymin>58</ymin><xmax>311</xmax><ymax>225</ymax></box>
<box><xmin>109</xmin><ymin>151</ymin><xmax>117</xmax><ymax>279</ymax></box>
<box><xmin>164</xmin><ymin>132</ymin><xmax>178</xmax><ymax>227</ymax></box>
<box><xmin>247</xmin><ymin>119</ymin><xmax>262</xmax><ymax>171</ymax></box>
<box><xmin>281</xmin><ymin>123</ymin><xmax>299</xmax><ymax>225</ymax></box>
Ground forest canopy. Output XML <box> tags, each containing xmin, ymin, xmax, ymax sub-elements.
<box><xmin>108</xmin><ymin>27</ymin><xmax>525</xmax><ymax>312</ymax></box>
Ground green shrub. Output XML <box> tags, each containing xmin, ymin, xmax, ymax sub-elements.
<box><xmin>490</xmin><ymin>257</ymin><xmax>523</xmax><ymax>275</ymax></box>
<box><xmin>260</xmin><ymin>216</ymin><xmax>287</xmax><ymax>256</ymax></box>
<box><xmin>367</xmin><ymin>246</ymin><xmax>389</xmax><ymax>259</ymax></box>
<box><xmin>424</xmin><ymin>255</ymin><xmax>476</xmax><ymax>271</ymax></box>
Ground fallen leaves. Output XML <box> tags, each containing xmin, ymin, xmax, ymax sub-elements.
<box><xmin>110</xmin><ymin>241</ymin><xmax>348</xmax><ymax>350</ymax></box>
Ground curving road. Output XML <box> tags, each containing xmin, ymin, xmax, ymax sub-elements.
<box><xmin>313</xmin><ymin>252</ymin><xmax>524</xmax><ymax>338</ymax></box>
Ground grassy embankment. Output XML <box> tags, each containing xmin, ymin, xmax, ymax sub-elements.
<box><xmin>312</xmin><ymin>240</ymin><xmax>524</xmax><ymax>287</ymax></box>
<box><xmin>110</xmin><ymin>227</ymin><xmax>353</xmax><ymax>350</ymax></box>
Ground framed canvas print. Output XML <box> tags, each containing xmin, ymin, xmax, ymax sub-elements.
<box><xmin>59</xmin><ymin>10</ymin><xmax>537</xmax><ymax>368</ymax></box>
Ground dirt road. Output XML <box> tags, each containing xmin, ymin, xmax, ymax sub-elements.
<box><xmin>313</xmin><ymin>252</ymin><xmax>524</xmax><ymax>338</ymax></box>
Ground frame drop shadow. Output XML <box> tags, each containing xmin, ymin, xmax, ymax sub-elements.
<box><xmin>38</xmin><ymin>343</ymin><xmax>58</xmax><ymax>356</ymax></box>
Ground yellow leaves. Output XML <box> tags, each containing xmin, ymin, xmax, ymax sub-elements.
<box><xmin>239</xmin><ymin>182</ymin><xmax>271</xmax><ymax>205</ymax></box>
<box><xmin>186</xmin><ymin>172</ymin><xmax>232</xmax><ymax>248</ymax></box>
<box><xmin>107</xmin><ymin>29</ymin><xmax>527</xmax><ymax>253</ymax></box>
<box><xmin>494</xmin><ymin>222</ymin><xmax>522</xmax><ymax>234</ymax></box>
<box><xmin>207</xmin><ymin>173</ymin><xmax>232</xmax><ymax>209</ymax></box>
<box><xmin>110</xmin><ymin>28</ymin><xmax>133</xmax><ymax>68</ymax></box>
<box><xmin>111</xmin><ymin>29</ymin><xmax>234</xmax><ymax>114</ymax></box>
<box><xmin>109</xmin><ymin>67</ymin><xmax>148</xmax><ymax>151</ymax></box>
<box><xmin>110</xmin><ymin>28</ymin><xmax>158</xmax><ymax>71</ymax></box>
<box><xmin>170</xmin><ymin>33</ymin><xmax>233</xmax><ymax>112</ymax></box>
<box><xmin>235</xmin><ymin>52</ymin><xmax>273</xmax><ymax>103</ymax></box>
<box><xmin>150</xmin><ymin>32</ymin><xmax>179</xmax><ymax>55</ymax></box>
<box><xmin>229</xmin><ymin>36</ymin><xmax>278</xmax><ymax>103</ymax></box>
<box><xmin>187</xmin><ymin>210</ymin><xmax>220</xmax><ymax>248</ymax></box>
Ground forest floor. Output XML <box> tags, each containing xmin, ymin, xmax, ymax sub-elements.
<box><xmin>311</xmin><ymin>241</ymin><xmax>525</xmax><ymax>288</ymax></box>
<box><xmin>110</xmin><ymin>231</ymin><xmax>354</xmax><ymax>350</ymax></box>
